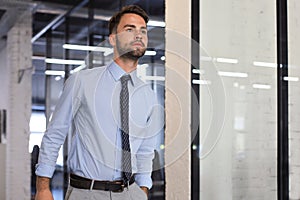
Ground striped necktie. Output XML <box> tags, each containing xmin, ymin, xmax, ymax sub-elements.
<box><xmin>120</xmin><ymin>74</ymin><xmax>132</xmax><ymax>183</ymax></box>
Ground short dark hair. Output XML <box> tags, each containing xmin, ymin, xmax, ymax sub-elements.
<box><xmin>108</xmin><ymin>5</ymin><xmax>149</xmax><ymax>35</ymax></box>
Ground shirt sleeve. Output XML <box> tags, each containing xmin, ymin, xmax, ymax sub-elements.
<box><xmin>134</xmin><ymin>172</ymin><xmax>153</xmax><ymax>189</ymax></box>
<box><xmin>35</xmin><ymin>74</ymin><xmax>78</xmax><ymax>178</ymax></box>
<box><xmin>135</xmin><ymin>95</ymin><xmax>164</xmax><ymax>189</ymax></box>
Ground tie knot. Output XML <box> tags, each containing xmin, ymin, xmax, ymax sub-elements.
<box><xmin>121</xmin><ymin>74</ymin><xmax>131</xmax><ymax>85</ymax></box>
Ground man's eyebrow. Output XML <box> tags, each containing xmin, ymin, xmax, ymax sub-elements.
<box><xmin>123</xmin><ymin>24</ymin><xmax>147</xmax><ymax>29</ymax></box>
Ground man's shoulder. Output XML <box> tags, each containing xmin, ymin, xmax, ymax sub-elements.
<box><xmin>72</xmin><ymin>65</ymin><xmax>107</xmax><ymax>81</ymax></box>
<box><xmin>66</xmin><ymin>66</ymin><xmax>108</xmax><ymax>87</ymax></box>
<box><xmin>78</xmin><ymin>66</ymin><xmax>107</xmax><ymax>76</ymax></box>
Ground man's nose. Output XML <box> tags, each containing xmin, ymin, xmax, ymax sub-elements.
<box><xmin>135</xmin><ymin>31</ymin><xmax>143</xmax><ymax>40</ymax></box>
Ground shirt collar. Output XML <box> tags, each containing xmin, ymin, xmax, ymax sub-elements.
<box><xmin>108</xmin><ymin>61</ymin><xmax>137</xmax><ymax>86</ymax></box>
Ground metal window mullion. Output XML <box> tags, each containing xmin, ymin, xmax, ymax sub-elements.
<box><xmin>191</xmin><ymin>0</ymin><xmax>200</xmax><ymax>199</ymax></box>
<box><xmin>276</xmin><ymin>0</ymin><xmax>289</xmax><ymax>199</ymax></box>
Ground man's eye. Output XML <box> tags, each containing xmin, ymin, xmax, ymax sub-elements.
<box><xmin>141</xmin><ymin>30</ymin><xmax>147</xmax><ymax>35</ymax></box>
<box><xmin>126</xmin><ymin>28</ymin><xmax>133</xmax><ymax>32</ymax></box>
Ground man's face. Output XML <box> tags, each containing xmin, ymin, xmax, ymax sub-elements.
<box><xmin>113</xmin><ymin>13</ymin><xmax>148</xmax><ymax>60</ymax></box>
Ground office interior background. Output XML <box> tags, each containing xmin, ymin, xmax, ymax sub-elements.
<box><xmin>0</xmin><ymin>0</ymin><xmax>299</xmax><ymax>200</ymax></box>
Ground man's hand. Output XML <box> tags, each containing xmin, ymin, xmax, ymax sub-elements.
<box><xmin>35</xmin><ymin>176</ymin><xmax>54</xmax><ymax>200</ymax></box>
<box><xmin>140</xmin><ymin>186</ymin><xmax>149</xmax><ymax>196</ymax></box>
<box><xmin>35</xmin><ymin>189</ymin><xmax>53</xmax><ymax>200</ymax></box>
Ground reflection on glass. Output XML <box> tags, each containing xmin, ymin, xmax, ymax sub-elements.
<box><xmin>198</xmin><ymin>0</ymin><xmax>277</xmax><ymax>199</ymax></box>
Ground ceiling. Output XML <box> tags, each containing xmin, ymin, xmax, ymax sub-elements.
<box><xmin>0</xmin><ymin>0</ymin><xmax>166</xmax><ymax>111</ymax></box>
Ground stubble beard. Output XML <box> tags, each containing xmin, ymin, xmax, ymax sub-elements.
<box><xmin>116</xmin><ymin>38</ymin><xmax>146</xmax><ymax>61</ymax></box>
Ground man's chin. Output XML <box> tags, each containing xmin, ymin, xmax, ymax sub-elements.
<box><xmin>132</xmin><ymin>50</ymin><xmax>146</xmax><ymax>58</ymax></box>
<box><xmin>132</xmin><ymin>48</ymin><xmax>146</xmax><ymax>55</ymax></box>
<box><xmin>120</xmin><ymin>50</ymin><xmax>146</xmax><ymax>60</ymax></box>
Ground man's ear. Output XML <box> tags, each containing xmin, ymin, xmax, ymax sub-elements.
<box><xmin>109</xmin><ymin>34</ymin><xmax>116</xmax><ymax>46</ymax></box>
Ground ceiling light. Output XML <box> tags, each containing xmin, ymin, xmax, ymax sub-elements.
<box><xmin>252</xmin><ymin>84</ymin><xmax>271</xmax><ymax>89</ymax></box>
<box><xmin>218</xmin><ymin>71</ymin><xmax>248</xmax><ymax>78</ymax></box>
<box><xmin>192</xmin><ymin>69</ymin><xmax>201</xmax><ymax>74</ymax></box>
<box><xmin>45</xmin><ymin>70</ymin><xmax>65</xmax><ymax>76</ymax></box>
<box><xmin>148</xmin><ymin>20</ymin><xmax>165</xmax><ymax>27</ymax></box>
<box><xmin>63</xmin><ymin>44</ymin><xmax>154</xmax><ymax>57</ymax></box>
<box><xmin>233</xmin><ymin>82</ymin><xmax>239</xmax><ymax>87</ymax></box>
<box><xmin>45</xmin><ymin>58</ymin><xmax>84</xmax><ymax>65</ymax></box>
<box><xmin>192</xmin><ymin>79</ymin><xmax>211</xmax><ymax>85</ymax></box>
<box><xmin>192</xmin><ymin>69</ymin><xmax>205</xmax><ymax>74</ymax></box>
<box><xmin>253</xmin><ymin>61</ymin><xmax>277</xmax><ymax>68</ymax></box>
<box><xmin>32</xmin><ymin>55</ymin><xmax>45</xmax><ymax>60</ymax></box>
<box><xmin>63</xmin><ymin>44</ymin><xmax>112</xmax><ymax>52</ymax></box>
<box><xmin>55</xmin><ymin>76</ymin><xmax>62</xmax><ymax>81</ymax></box>
<box><xmin>145</xmin><ymin>50</ymin><xmax>157</xmax><ymax>56</ymax></box>
<box><xmin>283</xmin><ymin>76</ymin><xmax>299</xmax><ymax>82</ymax></box>
<box><xmin>216</xmin><ymin>57</ymin><xmax>238</xmax><ymax>64</ymax></box>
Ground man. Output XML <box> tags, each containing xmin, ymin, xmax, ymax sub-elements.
<box><xmin>35</xmin><ymin>5</ymin><xmax>163</xmax><ymax>200</ymax></box>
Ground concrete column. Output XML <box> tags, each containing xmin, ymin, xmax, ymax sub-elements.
<box><xmin>165</xmin><ymin>0</ymin><xmax>191</xmax><ymax>199</ymax></box>
<box><xmin>6</xmin><ymin>10</ymin><xmax>32</xmax><ymax>200</ymax></box>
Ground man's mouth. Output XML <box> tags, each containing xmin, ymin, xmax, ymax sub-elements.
<box><xmin>131</xmin><ymin>41</ymin><xmax>144</xmax><ymax>47</ymax></box>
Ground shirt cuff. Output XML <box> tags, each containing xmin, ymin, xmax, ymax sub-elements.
<box><xmin>35</xmin><ymin>163</ymin><xmax>56</xmax><ymax>178</ymax></box>
<box><xmin>134</xmin><ymin>172</ymin><xmax>152</xmax><ymax>189</ymax></box>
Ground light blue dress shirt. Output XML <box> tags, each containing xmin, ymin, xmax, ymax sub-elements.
<box><xmin>36</xmin><ymin>62</ymin><xmax>164</xmax><ymax>188</ymax></box>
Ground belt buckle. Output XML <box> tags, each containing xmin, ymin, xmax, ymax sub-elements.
<box><xmin>112</xmin><ymin>180</ymin><xmax>130</xmax><ymax>193</ymax></box>
<box><xmin>112</xmin><ymin>183</ymin><xmax>125</xmax><ymax>193</ymax></box>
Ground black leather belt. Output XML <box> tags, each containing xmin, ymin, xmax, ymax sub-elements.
<box><xmin>70</xmin><ymin>174</ymin><xmax>135</xmax><ymax>192</ymax></box>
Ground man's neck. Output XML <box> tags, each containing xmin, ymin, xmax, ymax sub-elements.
<box><xmin>114</xmin><ymin>57</ymin><xmax>138</xmax><ymax>73</ymax></box>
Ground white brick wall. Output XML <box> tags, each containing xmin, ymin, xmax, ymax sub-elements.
<box><xmin>199</xmin><ymin>0</ymin><xmax>300</xmax><ymax>198</ymax></box>
<box><xmin>6</xmin><ymin>10</ymin><xmax>32</xmax><ymax>200</ymax></box>
<box><xmin>199</xmin><ymin>0</ymin><xmax>278</xmax><ymax>199</ymax></box>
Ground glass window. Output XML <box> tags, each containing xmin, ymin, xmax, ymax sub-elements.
<box><xmin>194</xmin><ymin>1</ymin><xmax>278</xmax><ymax>199</ymax></box>
<box><xmin>288</xmin><ymin>1</ymin><xmax>300</xmax><ymax>199</ymax></box>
